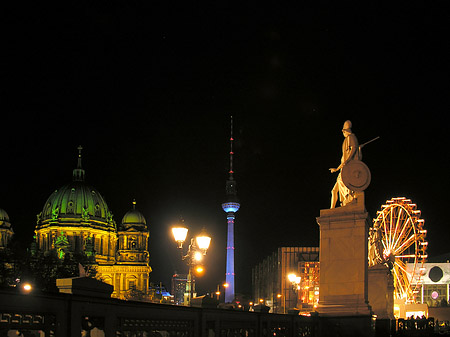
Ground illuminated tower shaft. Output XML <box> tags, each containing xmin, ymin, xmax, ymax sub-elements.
<box><xmin>222</xmin><ymin>116</ymin><xmax>240</xmax><ymax>303</ymax></box>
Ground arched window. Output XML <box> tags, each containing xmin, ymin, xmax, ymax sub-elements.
<box><xmin>94</xmin><ymin>204</ymin><xmax>101</xmax><ymax>217</ymax></box>
<box><xmin>67</xmin><ymin>201</ymin><xmax>74</xmax><ymax>214</ymax></box>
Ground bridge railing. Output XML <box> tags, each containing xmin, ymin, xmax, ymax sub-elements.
<box><xmin>0</xmin><ymin>288</ymin><xmax>317</xmax><ymax>337</ymax></box>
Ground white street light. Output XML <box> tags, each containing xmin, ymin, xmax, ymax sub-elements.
<box><xmin>172</xmin><ymin>227</ymin><xmax>188</xmax><ymax>248</ymax></box>
<box><xmin>171</xmin><ymin>219</ymin><xmax>211</xmax><ymax>306</ymax></box>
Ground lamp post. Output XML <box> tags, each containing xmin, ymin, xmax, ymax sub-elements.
<box><xmin>287</xmin><ymin>273</ymin><xmax>301</xmax><ymax>310</ymax></box>
<box><xmin>215</xmin><ymin>282</ymin><xmax>229</xmax><ymax>302</ymax></box>
<box><xmin>172</xmin><ymin>220</ymin><xmax>211</xmax><ymax>306</ymax></box>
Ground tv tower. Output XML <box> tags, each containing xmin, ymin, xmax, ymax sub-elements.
<box><xmin>222</xmin><ymin>116</ymin><xmax>240</xmax><ymax>303</ymax></box>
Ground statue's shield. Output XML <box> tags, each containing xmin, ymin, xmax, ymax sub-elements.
<box><xmin>342</xmin><ymin>160</ymin><xmax>371</xmax><ymax>191</ymax></box>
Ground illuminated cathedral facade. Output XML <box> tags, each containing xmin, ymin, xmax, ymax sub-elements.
<box><xmin>34</xmin><ymin>146</ymin><xmax>152</xmax><ymax>299</ymax></box>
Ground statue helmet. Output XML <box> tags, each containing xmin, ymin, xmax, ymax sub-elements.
<box><xmin>342</xmin><ymin>120</ymin><xmax>352</xmax><ymax>132</ymax></box>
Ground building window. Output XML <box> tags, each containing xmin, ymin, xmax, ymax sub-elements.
<box><xmin>95</xmin><ymin>204</ymin><xmax>101</xmax><ymax>217</ymax></box>
<box><xmin>67</xmin><ymin>201</ymin><xmax>74</xmax><ymax>214</ymax></box>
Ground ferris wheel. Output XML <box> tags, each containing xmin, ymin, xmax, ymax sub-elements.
<box><xmin>368</xmin><ymin>197</ymin><xmax>428</xmax><ymax>303</ymax></box>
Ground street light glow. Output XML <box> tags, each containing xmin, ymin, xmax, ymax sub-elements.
<box><xmin>22</xmin><ymin>283</ymin><xmax>32</xmax><ymax>293</ymax></box>
<box><xmin>172</xmin><ymin>227</ymin><xmax>188</xmax><ymax>247</ymax></box>
<box><xmin>288</xmin><ymin>273</ymin><xmax>301</xmax><ymax>285</ymax></box>
<box><xmin>194</xmin><ymin>251</ymin><xmax>203</xmax><ymax>262</ymax></box>
<box><xmin>171</xmin><ymin>222</ymin><xmax>212</xmax><ymax>306</ymax></box>
<box><xmin>196</xmin><ymin>230</ymin><xmax>211</xmax><ymax>251</ymax></box>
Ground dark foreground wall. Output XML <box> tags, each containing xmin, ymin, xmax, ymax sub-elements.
<box><xmin>428</xmin><ymin>307</ymin><xmax>450</xmax><ymax>322</ymax></box>
<box><xmin>0</xmin><ymin>288</ymin><xmax>317</xmax><ymax>336</ymax></box>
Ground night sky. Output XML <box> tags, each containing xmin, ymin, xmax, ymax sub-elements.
<box><xmin>3</xmin><ymin>2</ymin><xmax>449</xmax><ymax>296</ymax></box>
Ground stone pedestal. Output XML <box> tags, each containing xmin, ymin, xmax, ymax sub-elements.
<box><xmin>368</xmin><ymin>265</ymin><xmax>395</xmax><ymax>337</ymax></box>
<box><xmin>316</xmin><ymin>196</ymin><xmax>372</xmax><ymax>317</ymax></box>
<box><xmin>368</xmin><ymin>264</ymin><xmax>394</xmax><ymax>320</ymax></box>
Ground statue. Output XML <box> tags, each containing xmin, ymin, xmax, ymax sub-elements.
<box><xmin>329</xmin><ymin>120</ymin><xmax>362</xmax><ymax>208</ymax></box>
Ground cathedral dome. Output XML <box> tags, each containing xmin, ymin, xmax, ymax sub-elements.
<box><xmin>36</xmin><ymin>147</ymin><xmax>116</xmax><ymax>232</ymax></box>
<box><xmin>120</xmin><ymin>201</ymin><xmax>147</xmax><ymax>230</ymax></box>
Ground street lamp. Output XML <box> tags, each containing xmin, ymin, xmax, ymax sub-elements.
<box><xmin>215</xmin><ymin>282</ymin><xmax>229</xmax><ymax>302</ymax></box>
<box><xmin>287</xmin><ymin>273</ymin><xmax>301</xmax><ymax>310</ymax></box>
<box><xmin>172</xmin><ymin>220</ymin><xmax>211</xmax><ymax>306</ymax></box>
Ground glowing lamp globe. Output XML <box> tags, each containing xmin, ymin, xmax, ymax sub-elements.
<box><xmin>288</xmin><ymin>273</ymin><xmax>301</xmax><ymax>285</ymax></box>
<box><xmin>194</xmin><ymin>251</ymin><xmax>203</xmax><ymax>262</ymax></box>
<box><xmin>196</xmin><ymin>230</ymin><xmax>211</xmax><ymax>251</ymax></box>
<box><xmin>172</xmin><ymin>227</ymin><xmax>188</xmax><ymax>248</ymax></box>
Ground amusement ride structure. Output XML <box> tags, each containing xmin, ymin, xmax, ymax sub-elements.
<box><xmin>368</xmin><ymin>197</ymin><xmax>428</xmax><ymax>303</ymax></box>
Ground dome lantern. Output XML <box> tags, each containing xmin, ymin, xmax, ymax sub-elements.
<box><xmin>73</xmin><ymin>145</ymin><xmax>85</xmax><ymax>182</ymax></box>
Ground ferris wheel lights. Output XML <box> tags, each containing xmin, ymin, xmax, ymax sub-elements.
<box><xmin>369</xmin><ymin>196</ymin><xmax>426</xmax><ymax>303</ymax></box>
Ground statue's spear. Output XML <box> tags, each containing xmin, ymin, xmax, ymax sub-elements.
<box><xmin>359</xmin><ymin>136</ymin><xmax>380</xmax><ymax>149</ymax></box>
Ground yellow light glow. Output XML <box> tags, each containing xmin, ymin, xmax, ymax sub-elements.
<box><xmin>194</xmin><ymin>251</ymin><xmax>203</xmax><ymax>261</ymax></box>
<box><xmin>196</xmin><ymin>228</ymin><xmax>211</xmax><ymax>250</ymax></box>
<box><xmin>223</xmin><ymin>283</ymin><xmax>229</xmax><ymax>288</ymax></box>
<box><xmin>195</xmin><ymin>266</ymin><xmax>204</xmax><ymax>273</ymax></box>
<box><xmin>172</xmin><ymin>227</ymin><xmax>188</xmax><ymax>243</ymax></box>
<box><xmin>23</xmin><ymin>283</ymin><xmax>32</xmax><ymax>292</ymax></box>
<box><xmin>288</xmin><ymin>273</ymin><xmax>296</xmax><ymax>283</ymax></box>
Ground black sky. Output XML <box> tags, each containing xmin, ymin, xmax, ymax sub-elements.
<box><xmin>2</xmin><ymin>2</ymin><xmax>449</xmax><ymax>295</ymax></box>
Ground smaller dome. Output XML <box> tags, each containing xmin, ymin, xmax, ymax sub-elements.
<box><xmin>0</xmin><ymin>208</ymin><xmax>12</xmax><ymax>230</ymax></box>
<box><xmin>0</xmin><ymin>208</ymin><xmax>10</xmax><ymax>222</ymax></box>
<box><xmin>121</xmin><ymin>201</ymin><xmax>147</xmax><ymax>229</ymax></box>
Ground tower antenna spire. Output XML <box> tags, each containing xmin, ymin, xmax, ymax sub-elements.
<box><xmin>229</xmin><ymin>116</ymin><xmax>234</xmax><ymax>179</ymax></box>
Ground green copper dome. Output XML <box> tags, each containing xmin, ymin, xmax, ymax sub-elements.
<box><xmin>120</xmin><ymin>201</ymin><xmax>147</xmax><ymax>230</ymax></box>
<box><xmin>36</xmin><ymin>146</ymin><xmax>116</xmax><ymax>231</ymax></box>
<box><xmin>0</xmin><ymin>208</ymin><xmax>10</xmax><ymax>222</ymax></box>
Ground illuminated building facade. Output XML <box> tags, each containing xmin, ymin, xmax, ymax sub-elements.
<box><xmin>252</xmin><ymin>247</ymin><xmax>320</xmax><ymax>313</ymax></box>
<box><xmin>221</xmin><ymin>117</ymin><xmax>240</xmax><ymax>303</ymax></box>
<box><xmin>409</xmin><ymin>259</ymin><xmax>450</xmax><ymax>307</ymax></box>
<box><xmin>171</xmin><ymin>273</ymin><xmax>188</xmax><ymax>305</ymax></box>
<box><xmin>0</xmin><ymin>208</ymin><xmax>14</xmax><ymax>250</ymax></box>
<box><xmin>34</xmin><ymin>147</ymin><xmax>152</xmax><ymax>299</ymax></box>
